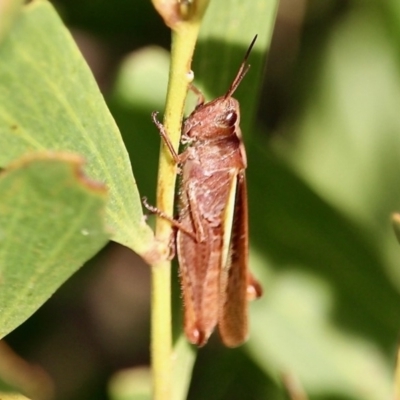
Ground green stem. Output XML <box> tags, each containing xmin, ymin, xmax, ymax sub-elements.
<box><xmin>151</xmin><ymin>259</ymin><xmax>172</xmax><ymax>400</ymax></box>
<box><xmin>150</xmin><ymin>1</ymin><xmax>210</xmax><ymax>399</ymax></box>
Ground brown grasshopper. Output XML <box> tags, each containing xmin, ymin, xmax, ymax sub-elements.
<box><xmin>145</xmin><ymin>36</ymin><xmax>262</xmax><ymax>347</ymax></box>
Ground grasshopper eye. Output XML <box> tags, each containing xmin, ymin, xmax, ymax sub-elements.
<box><xmin>225</xmin><ymin>111</ymin><xmax>237</xmax><ymax>126</ymax></box>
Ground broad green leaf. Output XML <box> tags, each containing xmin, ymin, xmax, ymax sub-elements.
<box><xmin>0</xmin><ymin>0</ymin><xmax>154</xmax><ymax>256</ymax></box>
<box><xmin>0</xmin><ymin>153</ymin><xmax>109</xmax><ymax>339</ymax></box>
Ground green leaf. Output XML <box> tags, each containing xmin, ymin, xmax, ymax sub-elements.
<box><xmin>0</xmin><ymin>153</ymin><xmax>109</xmax><ymax>339</ymax></box>
<box><xmin>0</xmin><ymin>0</ymin><xmax>154</xmax><ymax>256</ymax></box>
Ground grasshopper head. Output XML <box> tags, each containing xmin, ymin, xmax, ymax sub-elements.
<box><xmin>184</xmin><ymin>96</ymin><xmax>240</xmax><ymax>140</ymax></box>
<box><xmin>184</xmin><ymin>35</ymin><xmax>257</xmax><ymax>141</ymax></box>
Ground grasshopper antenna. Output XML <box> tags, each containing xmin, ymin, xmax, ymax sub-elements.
<box><xmin>224</xmin><ymin>34</ymin><xmax>258</xmax><ymax>100</ymax></box>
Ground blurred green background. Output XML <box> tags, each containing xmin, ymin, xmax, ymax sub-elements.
<box><xmin>4</xmin><ymin>0</ymin><xmax>400</xmax><ymax>399</ymax></box>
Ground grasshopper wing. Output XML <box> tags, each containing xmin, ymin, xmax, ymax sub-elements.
<box><xmin>218</xmin><ymin>171</ymin><xmax>250</xmax><ymax>347</ymax></box>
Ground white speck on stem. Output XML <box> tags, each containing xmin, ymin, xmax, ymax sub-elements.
<box><xmin>81</xmin><ymin>229</ymin><xmax>89</xmax><ymax>236</ymax></box>
<box><xmin>186</xmin><ymin>70</ymin><xmax>194</xmax><ymax>83</ymax></box>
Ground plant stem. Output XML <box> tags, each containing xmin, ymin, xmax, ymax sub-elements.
<box><xmin>150</xmin><ymin>2</ymin><xmax>210</xmax><ymax>399</ymax></box>
<box><xmin>151</xmin><ymin>258</ymin><xmax>172</xmax><ymax>400</ymax></box>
